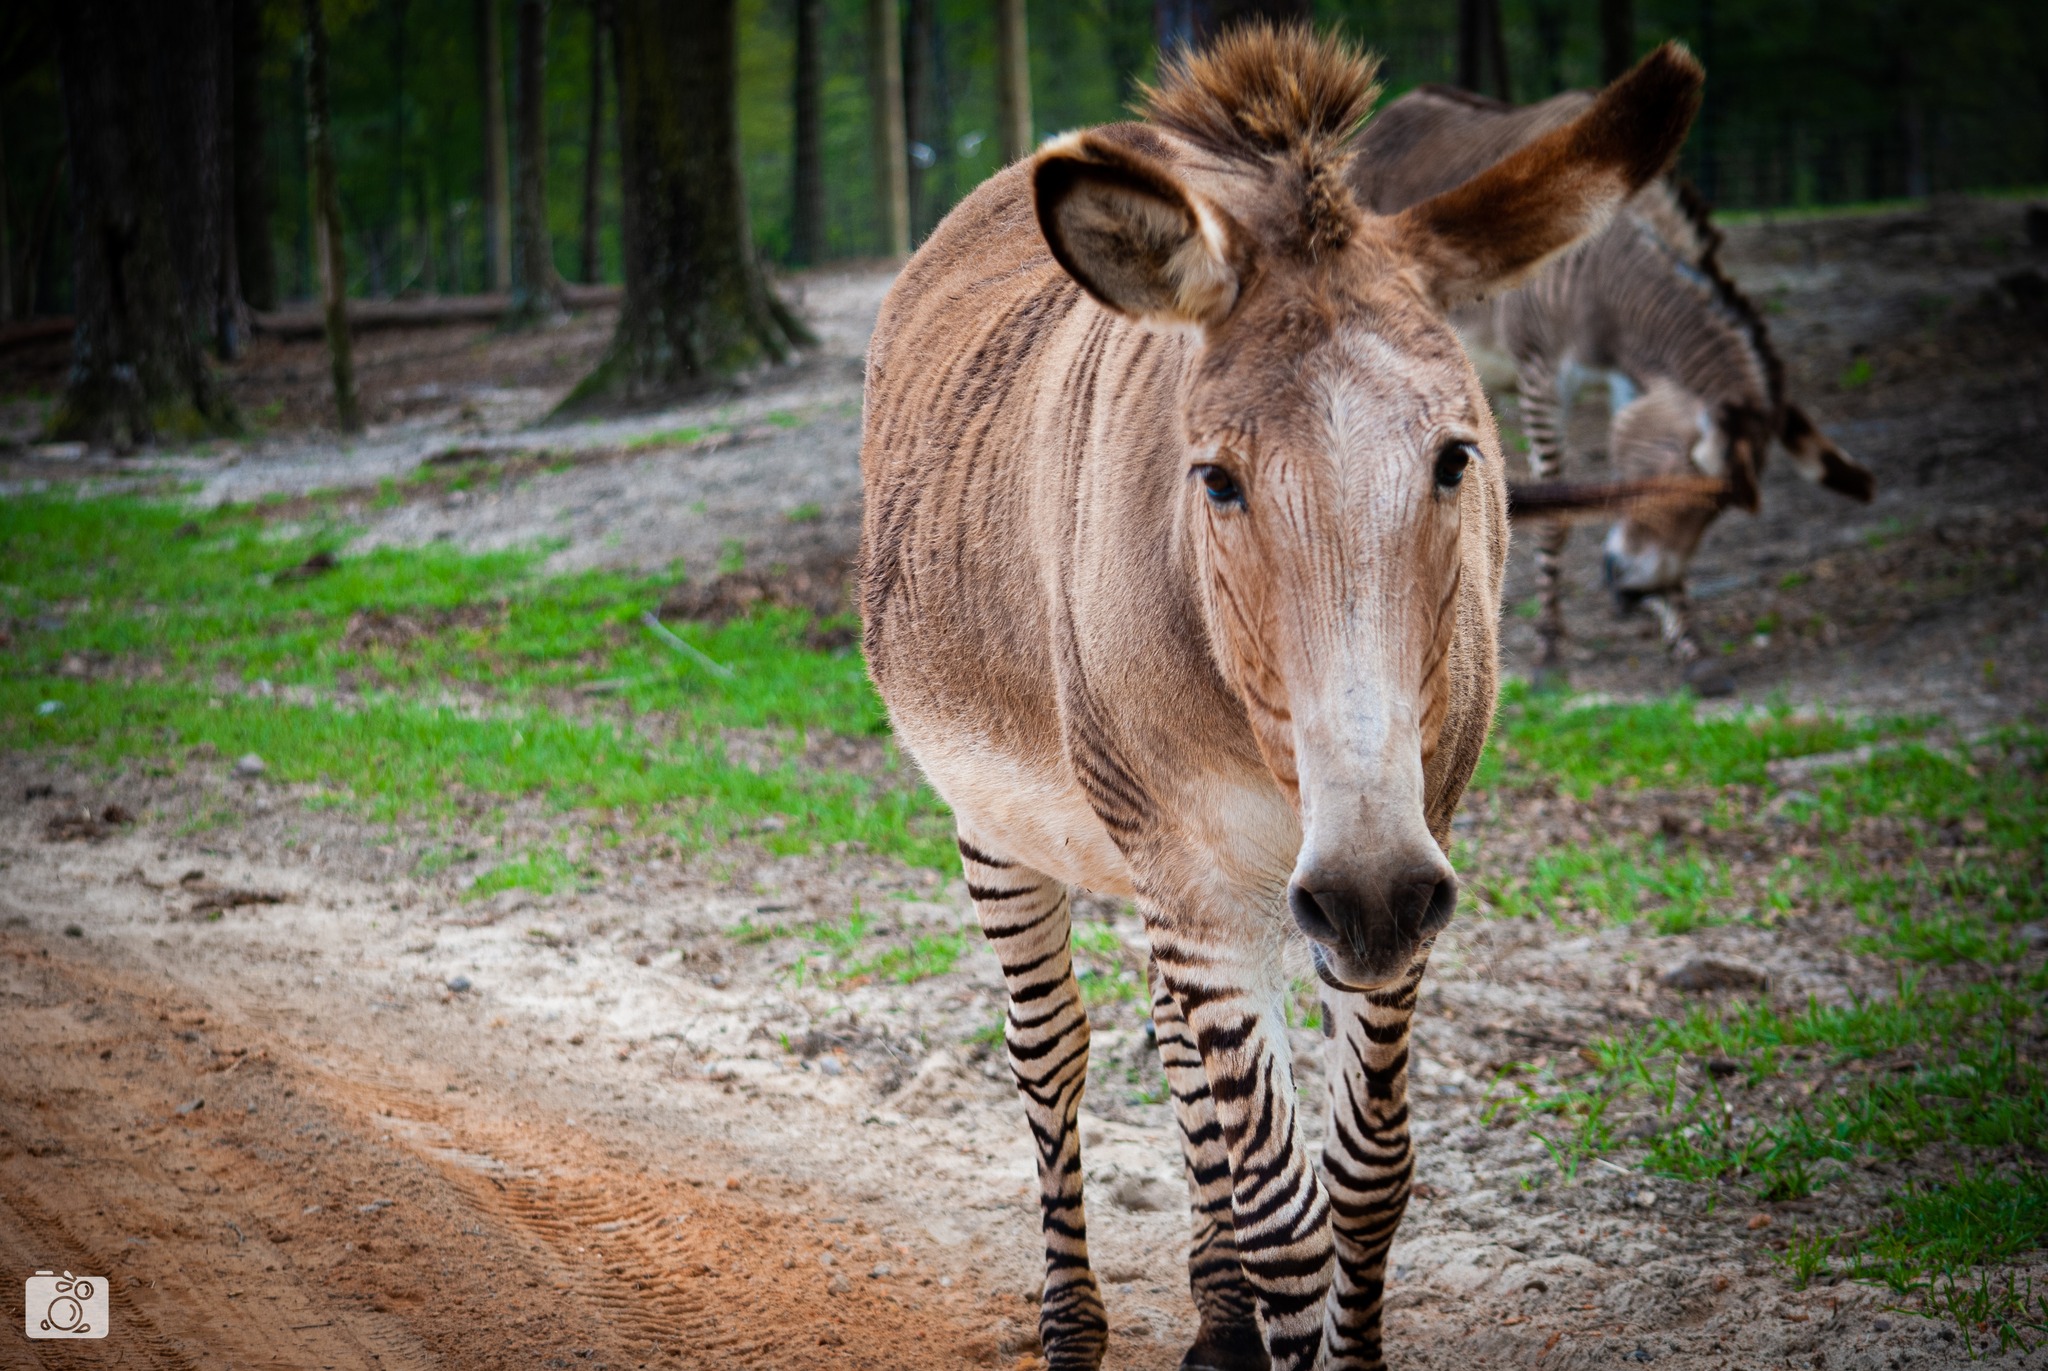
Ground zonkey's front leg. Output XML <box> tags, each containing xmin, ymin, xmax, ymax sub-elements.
<box><xmin>1150</xmin><ymin>960</ymin><xmax>1270</xmax><ymax>1370</ymax></box>
<box><xmin>958</xmin><ymin>835</ymin><xmax>1108</xmax><ymax>1369</ymax></box>
<box><xmin>1315</xmin><ymin>966</ymin><xmax>1423</xmax><ymax>1370</ymax></box>
<box><xmin>1154</xmin><ymin>941</ymin><xmax>1334</xmax><ymax>1371</ymax></box>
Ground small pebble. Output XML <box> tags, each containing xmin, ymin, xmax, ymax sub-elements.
<box><xmin>870</xmin><ymin>1263</ymin><xmax>892</xmax><ymax>1279</ymax></box>
<box><xmin>828</xmin><ymin>1274</ymin><xmax>850</xmax><ymax>1294</ymax></box>
<box><xmin>233</xmin><ymin>753</ymin><xmax>266</xmax><ymax>779</ymax></box>
<box><xmin>36</xmin><ymin>700</ymin><xmax>62</xmax><ymax>715</ymax></box>
<box><xmin>445</xmin><ymin>974</ymin><xmax>472</xmax><ymax>993</ymax></box>
<box><xmin>820</xmin><ymin>1058</ymin><xmax>844</xmax><ymax>1077</ymax></box>
<box><xmin>1873</xmin><ymin>1317</ymin><xmax>1892</xmax><ymax>1332</ymax></box>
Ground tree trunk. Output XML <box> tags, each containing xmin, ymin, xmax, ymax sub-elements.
<box><xmin>51</xmin><ymin>0</ymin><xmax>236</xmax><ymax>447</ymax></box>
<box><xmin>0</xmin><ymin>114</ymin><xmax>12</xmax><ymax>323</ymax></box>
<box><xmin>901</xmin><ymin>0</ymin><xmax>930</xmax><ymax>236</ymax></box>
<box><xmin>1158</xmin><ymin>0</ymin><xmax>1308</xmax><ymax>51</ymax></box>
<box><xmin>562</xmin><ymin>0</ymin><xmax>809</xmax><ymax>411</ymax></box>
<box><xmin>232</xmin><ymin>0</ymin><xmax>277</xmax><ymax>311</ymax></box>
<box><xmin>789</xmin><ymin>0</ymin><xmax>824</xmax><ymax>264</ymax></box>
<box><xmin>304</xmin><ymin>0</ymin><xmax>361</xmax><ymax>433</ymax></box>
<box><xmin>1599</xmin><ymin>0</ymin><xmax>1634</xmax><ymax>84</ymax></box>
<box><xmin>477</xmin><ymin>0</ymin><xmax>512</xmax><ymax>292</ymax></box>
<box><xmin>20</xmin><ymin>142</ymin><xmax>62</xmax><ymax>318</ymax></box>
<box><xmin>994</xmin><ymin>0</ymin><xmax>1030</xmax><ymax>164</ymax></box>
<box><xmin>389</xmin><ymin>0</ymin><xmax>408</xmax><ymax>294</ymax></box>
<box><xmin>508</xmin><ymin>0</ymin><xmax>564</xmax><ymax>323</ymax></box>
<box><xmin>866</xmin><ymin>0</ymin><xmax>908</xmax><ymax>257</ymax></box>
<box><xmin>1456</xmin><ymin>0</ymin><xmax>1511</xmax><ymax>102</ymax></box>
<box><xmin>579</xmin><ymin>0</ymin><xmax>607</xmax><ymax>282</ymax></box>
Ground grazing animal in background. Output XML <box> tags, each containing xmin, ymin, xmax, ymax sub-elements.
<box><xmin>860</xmin><ymin>26</ymin><xmax>1701</xmax><ymax>1371</ymax></box>
<box><xmin>1351</xmin><ymin>85</ymin><xmax>1876</xmax><ymax>694</ymax></box>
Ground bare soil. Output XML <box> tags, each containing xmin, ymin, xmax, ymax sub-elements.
<box><xmin>4</xmin><ymin>199</ymin><xmax>2045</xmax><ymax>1370</ymax></box>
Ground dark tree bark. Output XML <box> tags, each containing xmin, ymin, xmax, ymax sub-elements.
<box><xmin>994</xmin><ymin>0</ymin><xmax>1030</xmax><ymax>164</ymax></box>
<box><xmin>901</xmin><ymin>0</ymin><xmax>931</xmax><ymax>236</ymax></box>
<box><xmin>579</xmin><ymin>0</ymin><xmax>607</xmax><ymax>282</ymax></box>
<box><xmin>789</xmin><ymin>0</ymin><xmax>824</xmax><ymax>264</ymax></box>
<box><xmin>1599</xmin><ymin>0</ymin><xmax>1634</xmax><ymax>84</ymax></box>
<box><xmin>304</xmin><ymin>0</ymin><xmax>361</xmax><ymax>432</ymax></box>
<box><xmin>562</xmin><ymin>0</ymin><xmax>809</xmax><ymax>410</ymax></box>
<box><xmin>0</xmin><ymin>113</ymin><xmax>12</xmax><ymax>323</ymax></box>
<box><xmin>508</xmin><ymin>0</ymin><xmax>564</xmax><ymax>322</ymax></box>
<box><xmin>1457</xmin><ymin>0</ymin><xmax>1512</xmax><ymax>102</ymax></box>
<box><xmin>477</xmin><ymin>0</ymin><xmax>512</xmax><ymax>291</ymax></box>
<box><xmin>1156</xmin><ymin>0</ymin><xmax>1308</xmax><ymax>52</ymax></box>
<box><xmin>19</xmin><ymin>142</ymin><xmax>63</xmax><ymax>318</ymax></box>
<box><xmin>866</xmin><ymin>0</ymin><xmax>908</xmax><ymax>256</ymax></box>
<box><xmin>51</xmin><ymin>0</ymin><xmax>236</xmax><ymax>446</ymax></box>
<box><xmin>232</xmin><ymin>0</ymin><xmax>277</xmax><ymax>311</ymax></box>
<box><xmin>389</xmin><ymin>0</ymin><xmax>408</xmax><ymax>293</ymax></box>
<box><xmin>1532</xmin><ymin>0</ymin><xmax>1568</xmax><ymax>94</ymax></box>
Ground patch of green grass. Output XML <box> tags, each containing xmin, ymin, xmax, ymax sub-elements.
<box><xmin>1475</xmin><ymin>682</ymin><xmax>1919</xmax><ymax>797</ymax></box>
<box><xmin>844</xmin><ymin>930</ymin><xmax>971</xmax><ymax>985</ymax></box>
<box><xmin>785</xmin><ymin>502</ymin><xmax>823</xmax><ymax>524</ymax></box>
<box><xmin>468</xmin><ymin>848</ymin><xmax>588</xmax><ymax>899</ymax></box>
<box><xmin>1471</xmin><ymin>836</ymin><xmax>1733</xmax><ymax>933</ymax></box>
<box><xmin>625</xmin><ymin>424</ymin><xmax>711</xmax><ymax>451</ymax></box>
<box><xmin>0</xmin><ymin>493</ymin><xmax>955</xmax><ymax>866</ymax></box>
<box><xmin>1840</xmin><ymin>355</ymin><xmax>1875</xmax><ymax>390</ymax></box>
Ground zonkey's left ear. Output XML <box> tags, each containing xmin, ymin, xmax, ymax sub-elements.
<box><xmin>1781</xmin><ymin>404</ymin><xmax>1877</xmax><ymax>502</ymax></box>
<box><xmin>1032</xmin><ymin>131</ymin><xmax>1248</xmax><ymax>328</ymax></box>
<box><xmin>1396</xmin><ymin>41</ymin><xmax>1703</xmax><ymax>307</ymax></box>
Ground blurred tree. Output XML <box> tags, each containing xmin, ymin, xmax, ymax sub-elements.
<box><xmin>563</xmin><ymin>0</ymin><xmax>808</xmax><ymax>409</ymax></box>
<box><xmin>50</xmin><ymin>0</ymin><xmax>237</xmax><ymax>445</ymax></box>
<box><xmin>868</xmin><ymin>0</ymin><xmax>909</xmax><ymax>255</ymax></box>
<box><xmin>994</xmin><ymin>0</ymin><xmax>1029</xmax><ymax>162</ymax></box>
<box><xmin>580</xmin><ymin>0</ymin><xmax>608</xmax><ymax>281</ymax></box>
<box><xmin>508</xmin><ymin>0</ymin><xmax>565</xmax><ymax>320</ymax></box>
<box><xmin>476</xmin><ymin>0</ymin><xmax>511</xmax><ymax>290</ymax></box>
<box><xmin>304</xmin><ymin>0</ymin><xmax>360</xmax><ymax>431</ymax></box>
<box><xmin>790</xmin><ymin>0</ymin><xmax>824</xmax><ymax>263</ymax></box>
<box><xmin>1158</xmin><ymin>0</ymin><xmax>1308</xmax><ymax>51</ymax></box>
<box><xmin>1457</xmin><ymin>0</ymin><xmax>1511</xmax><ymax>100</ymax></box>
<box><xmin>232</xmin><ymin>0</ymin><xmax>277</xmax><ymax>310</ymax></box>
<box><xmin>1599</xmin><ymin>0</ymin><xmax>1634</xmax><ymax>83</ymax></box>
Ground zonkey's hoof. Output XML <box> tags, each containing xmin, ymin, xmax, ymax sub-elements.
<box><xmin>1180</xmin><ymin>1321</ymin><xmax>1271</xmax><ymax>1371</ymax></box>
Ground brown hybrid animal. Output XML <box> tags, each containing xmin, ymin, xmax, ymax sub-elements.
<box><xmin>1351</xmin><ymin>84</ymin><xmax>1875</xmax><ymax>694</ymax></box>
<box><xmin>860</xmin><ymin>27</ymin><xmax>1701</xmax><ymax>1371</ymax></box>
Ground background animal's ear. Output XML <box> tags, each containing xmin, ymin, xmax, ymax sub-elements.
<box><xmin>1395</xmin><ymin>42</ymin><xmax>1703</xmax><ymax>306</ymax></box>
<box><xmin>1781</xmin><ymin>404</ymin><xmax>1877</xmax><ymax>502</ymax></box>
<box><xmin>1032</xmin><ymin>133</ymin><xmax>1245</xmax><ymax>328</ymax></box>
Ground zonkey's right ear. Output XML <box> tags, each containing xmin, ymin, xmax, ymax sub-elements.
<box><xmin>1033</xmin><ymin>132</ymin><xmax>1246</xmax><ymax>328</ymax></box>
<box><xmin>1398</xmin><ymin>42</ymin><xmax>1704</xmax><ymax>307</ymax></box>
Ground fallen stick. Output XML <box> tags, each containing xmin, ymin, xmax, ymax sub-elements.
<box><xmin>640</xmin><ymin>611</ymin><xmax>735</xmax><ymax>680</ymax></box>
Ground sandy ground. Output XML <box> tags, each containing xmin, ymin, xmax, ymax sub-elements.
<box><xmin>3</xmin><ymin>199</ymin><xmax>2045</xmax><ymax>1369</ymax></box>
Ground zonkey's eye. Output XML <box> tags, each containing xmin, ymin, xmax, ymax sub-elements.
<box><xmin>1195</xmin><ymin>465</ymin><xmax>1244</xmax><ymax>508</ymax></box>
<box><xmin>1435</xmin><ymin>441</ymin><xmax>1476</xmax><ymax>491</ymax></box>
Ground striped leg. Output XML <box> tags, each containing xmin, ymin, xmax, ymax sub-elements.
<box><xmin>1153</xmin><ymin>945</ymin><xmax>1333</xmax><ymax>1371</ymax></box>
<box><xmin>1150</xmin><ymin>959</ymin><xmax>1270</xmax><ymax>1371</ymax></box>
<box><xmin>1315</xmin><ymin>966</ymin><xmax>1423</xmax><ymax>1371</ymax></box>
<box><xmin>958</xmin><ymin>833</ymin><xmax>1108</xmax><ymax>1369</ymax></box>
<box><xmin>1516</xmin><ymin>358</ymin><xmax>1571</xmax><ymax>683</ymax></box>
<box><xmin>1643</xmin><ymin>588</ymin><xmax>1702</xmax><ymax>664</ymax></box>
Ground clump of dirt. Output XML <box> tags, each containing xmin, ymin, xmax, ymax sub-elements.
<box><xmin>660</xmin><ymin>545</ymin><xmax>856</xmax><ymax>631</ymax></box>
<box><xmin>343</xmin><ymin>602</ymin><xmax>511</xmax><ymax>652</ymax></box>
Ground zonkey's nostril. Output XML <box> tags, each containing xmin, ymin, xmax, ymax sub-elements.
<box><xmin>1288</xmin><ymin>883</ymin><xmax>1339</xmax><ymax>943</ymax></box>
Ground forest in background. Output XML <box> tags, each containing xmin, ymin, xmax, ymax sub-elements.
<box><xmin>1</xmin><ymin>0</ymin><xmax>2046</xmax><ymax>322</ymax></box>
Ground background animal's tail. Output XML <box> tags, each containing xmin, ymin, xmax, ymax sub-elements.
<box><xmin>1506</xmin><ymin>474</ymin><xmax>1727</xmax><ymax>523</ymax></box>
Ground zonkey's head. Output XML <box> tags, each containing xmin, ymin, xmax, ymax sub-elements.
<box><xmin>1601</xmin><ymin>381</ymin><xmax>1875</xmax><ymax>606</ymax></box>
<box><xmin>1032</xmin><ymin>26</ymin><xmax>1702</xmax><ymax>989</ymax></box>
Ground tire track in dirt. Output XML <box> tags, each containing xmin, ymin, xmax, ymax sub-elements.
<box><xmin>0</xmin><ymin>935</ymin><xmax>1001</xmax><ymax>1370</ymax></box>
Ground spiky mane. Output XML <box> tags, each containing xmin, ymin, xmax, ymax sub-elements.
<box><xmin>1139</xmin><ymin>23</ymin><xmax>1381</xmax><ymax>255</ymax></box>
<box><xmin>1642</xmin><ymin>178</ymin><xmax>1786</xmax><ymax>409</ymax></box>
